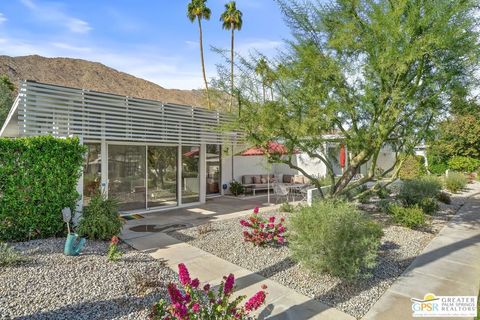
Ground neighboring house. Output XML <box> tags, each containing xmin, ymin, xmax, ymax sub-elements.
<box><xmin>0</xmin><ymin>80</ymin><xmax>240</xmax><ymax>213</ymax></box>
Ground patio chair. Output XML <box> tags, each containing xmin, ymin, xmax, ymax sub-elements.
<box><xmin>273</xmin><ymin>183</ymin><xmax>290</xmax><ymax>204</ymax></box>
<box><xmin>298</xmin><ymin>185</ymin><xmax>313</xmax><ymax>202</ymax></box>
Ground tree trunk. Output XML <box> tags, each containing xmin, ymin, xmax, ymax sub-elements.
<box><xmin>198</xmin><ymin>19</ymin><xmax>211</xmax><ymax>109</ymax></box>
<box><xmin>332</xmin><ymin>150</ymin><xmax>369</xmax><ymax>196</ymax></box>
<box><xmin>270</xmin><ymin>86</ymin><xmax>274</xmax><ymax>101</ymax></box>
<box><xmin>230</xmin><ymin>25</ymin><xmax>235</xmax><ymax>112</ymax></box>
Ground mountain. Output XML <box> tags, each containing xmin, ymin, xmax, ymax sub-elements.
<box><xmin>0</xmin><ymin>55</ymin><xmax>207</xmax><ymax>107</ymax></box>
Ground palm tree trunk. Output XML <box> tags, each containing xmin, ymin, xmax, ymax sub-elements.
<box><xmin>198</xmin><ymin>19</ymin><xmax>211</xmax><ymax>109</ymax></box>
<box><xmin>230</xmin><ymin>25</ymin><xmax>235</xmax><ymax>112</ymax></box>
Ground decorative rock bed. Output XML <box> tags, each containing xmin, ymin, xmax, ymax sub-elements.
<box><xmin>0</xmin><ymin>238</ymin><xmax>176</xmax><ymax>320</ymax></box>
<box><xmin>170</xmin><ymin>192</ymin><xmax>470</xmax><ymax>319</ymax></box>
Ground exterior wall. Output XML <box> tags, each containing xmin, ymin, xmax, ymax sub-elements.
<box><xmin>221</xmin><ymin>153</ymin><xmax>329</xmax><ymax>194</ymax></box>
<box><xmin>292</xmin><ymin>153</ymin><xmax>328</xmax><ymax>178</ymax></box>
<box><xmin>376</xmin><ymin>146</ymin><xmax>397</xmax><ymax>173</ymax></box>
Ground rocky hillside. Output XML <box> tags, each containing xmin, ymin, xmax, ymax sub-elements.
<box><xmin>0</xmin><ymin>55</ymin><xmax>207</xmax><ymax>107</ymax></box>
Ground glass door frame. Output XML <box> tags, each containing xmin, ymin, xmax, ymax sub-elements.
<box><xmin>206</xmin><ymin>144</ymin><xmax>222</xmax><ymax>197</ymax></box>
<box><xmin>105</xmin><ymin>142</ymin><xmax>189</xmax><ymax>213</ymax></box>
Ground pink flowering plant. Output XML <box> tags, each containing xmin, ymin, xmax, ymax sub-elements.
<box><xmin>150</xmin><ymin>263</ymin><xmax>267</xmax><ymax>319</ymax></box>
<box><xmin>240</xmin><ymin>207</ymin><xmax>287</xmax><ymax>246</ymax></box>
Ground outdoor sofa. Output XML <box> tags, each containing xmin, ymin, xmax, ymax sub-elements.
<box><xmin>241</xmin><ymin>174</ymin><xmax>310</xmax><ymax>195</ymax></box>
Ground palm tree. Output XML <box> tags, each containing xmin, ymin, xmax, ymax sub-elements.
<box><xmin>220</xmin><ymin>1</ymin><xmax>242</xmax><ymax>112</ymax></box>
<box><xmin>187</xmin><ymin>0</ymin><xmax>212</xmax><ymax>109</ymax></box>
<box><xmin>255</xmin><ymin>58</ymin><xmax>268</xmax><ymax>103</ymax></box>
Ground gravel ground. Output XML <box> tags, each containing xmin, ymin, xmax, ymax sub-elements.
<box><xmin>0</xmin><ymin>238</ymin><xmax>177</xmax><ymax>320</ymax></box>
<box><xmin>170</xmin><ymin>190</ymin><xmax>473</xmax><ymax>319</ymax></box>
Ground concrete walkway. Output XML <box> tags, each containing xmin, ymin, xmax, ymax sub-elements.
<box><xmin>122</xmin><ymin>201</ymin><xmax>354</xmax><ymax>320</ymax></box>
<box><xmin>363</xmin><ymin>184</ymin><xmax>480</xmax><ymax>320</ymax></box>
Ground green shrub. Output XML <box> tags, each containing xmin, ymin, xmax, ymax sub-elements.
<box><xmin>289</xmin><ymin>200</ymin><xmax>383</xmax><ymax>279</ymax></box>
<box><xmin>376</xmin><ymin>186</ymin><xmax>390</xmax><ymax>199</ymax></box>
<box><xmin>378</xmin><ymin>199</ymin><xmax>392</xmax><ymax>212</ymax></box>
<box><xmin>76</xmin><ymin>193</ymin><xmax>123</xmax><ymax>240</ymax></box>
<box><xmin>448</xmin><ymin>156</ymin><xmax>480</xmax><ymax>173</ymax></box>
<box><xmin>0</xmin><ymin>136</ymin><xmax>86</xmax><ymax>241</ymax></box>
<box><xmin>444</xmin><ymin>172</ymin><xmax>467</xmax><ymax>193</ymax></box>
<box><xmin>398</xmin><ymin>176</ymin><xmax>442</xmax><ymax>207</ymax></box>
<box><xmin>387</xmin><ymin>204</ymin><xmax>426</xmax><ymax>228</ymax></box>
<box><xmin>419</xmin><ymin>197</ymin><xmax>439</xmax><ymax>215</ymax></box>
<box><xmin>428</xmin><ymin>162</ymin><xmax>448</xmax><ymax>175</ymax></box>
<box><xmin>280</xmin><ymin>201</ymin><xmax>295</xmax><ymax>213</ymax></box>
<box><xmin>427</xmin><ymin>152</ymin><xmax>449</xmax><ymax>175</ymax></box>
<box><xmin>398</xmin><ymin>155</ymin><xmax>427</xmax><ymax>180</ymax></box>
<box><xmin>229</xmin><ymin>180</ymin><xmax>245</xmax><ymax>196</ymax></box>
<box><xmin>357</xmin><ymin>191</ymin><xmax>372</xmax><ymax>204</ymax></box>
<box><xmin>437</xmin><ymin>192</ymin><xmax>451</xmax><ymax>204</ymax></box>
<box><xmin>0</xmin><ymin>242</ymin><xmax>23</xmax><ymax>266</ymax></box>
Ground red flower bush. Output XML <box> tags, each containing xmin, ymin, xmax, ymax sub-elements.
<box><xmin>151</xmin><ymin>263</ymin><xmax>268</xmax><ymax>319</ymax></box>
<box><xmin>240</xmin><ymin>207</ymin><xmax>287</xmax><ymax>246</ymax></box>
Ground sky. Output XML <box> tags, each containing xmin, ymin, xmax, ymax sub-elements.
<box><xmin>0</xmin><ymin>0</ymin><xmax>290</xmax><ymax>90</ymax></box>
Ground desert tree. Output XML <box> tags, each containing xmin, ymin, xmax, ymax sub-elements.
<box><xmin>219</xmin><ymin>0</ymin><xmax>480</xmax><ymax>196</ymax></box>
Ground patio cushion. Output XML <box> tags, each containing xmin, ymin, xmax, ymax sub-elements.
<box><xmin>293</xmin><ymin>175</ymin><xmax>304</xmax><ymax>184</ymax></box>
<box><xmin>283</xmin><ymin>174</ymin><xmax>294</xmax><ymax>183</ymax></box>
<box><xmin>253</xmin><ymin>176</ymin><xmax>262</xmax><ymax>184</ymax></box>
<box><xmin>242</xmin><ymin>175</ymin><xmax>253</xmax><ymax>184</ymax></box>
<box><xmin>260</xmin><ymin>177</ymin><xmax>267</xmax><ymax>184</ymax></box>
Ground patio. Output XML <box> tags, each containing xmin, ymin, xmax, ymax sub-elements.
<box><xmin>120</xmin><ymin>194</ymin><xmax>282</xmax><ymax>242</ymax></box>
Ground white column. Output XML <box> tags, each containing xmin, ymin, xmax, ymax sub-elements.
<box><xmin>199</xmin><ymin>144</ymin><xmax>207</xmax><ymax>203</ymax></box>
<box><xmin>177</xmin><ymin>146</ymin><xmax>182</xmax><ymax>206</ymax></box>
<box><xmin>101</xmin><ymin>140</ymin><xmax>108</xmax><ymax>196</ymax></box>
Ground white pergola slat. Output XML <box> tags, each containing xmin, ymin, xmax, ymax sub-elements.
<box><xmin>4</xmin><ymin>81</ymin><xmax>240</xmax><ymax>145</ymax></box>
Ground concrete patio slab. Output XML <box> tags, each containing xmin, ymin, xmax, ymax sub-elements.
<box><xmin>121</xmin><ymin>195</ymin><xmax>281</xmax><ymax>241</ymax></box>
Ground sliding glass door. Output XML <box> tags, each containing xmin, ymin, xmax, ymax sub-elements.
<box><xmin>104</xmin><ymin>144</ymin><xmax>215</xmax><ymax>211</ymax></box>
<box><xmin>206</xmin><ymin>144</ymin><xmax>221</xmax><ymax>195</ymax></box>
<box><xmin>182</xmin><ymin>146</ymin><xmax>200</xmax><ymax>204</ymax></box>
<box><xmin>108</xmin><ymin>145</ymin><xmax>146</xmax><ymax>211</ymax></box>
<box><xmin>147</xmin><ymin>146</ymin><xmax>178</xmax><ymax>208</ymax></box>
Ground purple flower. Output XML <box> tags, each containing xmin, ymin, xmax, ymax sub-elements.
<box><xmin>192</xmin><ymin>303</ymin><xmax>200</xmax><ymax>313</ymax></box>
<box><xmin>224</xmin><ymin>273</ymin><xmax>235</xmax><ymax>295</ymax></box>
<box><xmin>167</xmin><ymin>283</ymin><xmax>184</xmax><ymax>304</ymax></box>
<box><xmin>245</xmin><ymin>290</ymin><xmax>267</xmax><ymax>311</ymax></box>
<box><xmin>191</xmin><ymin>278</ymin><xmax>200</xmax><ymax>288</ymax></box>
<box><xmin>240</xmin><ymin>220</ymin><xmax>251</xmax><ymax>227</ymax></box>
<box><xmin>172</xmin><ymin>302</ymin><xmax>188</xmax><ymax>318</ymax></box>
<box><xmin>178</xmin><ymin>263</ymin><xmax>191</xmax><ymax>286</ymax></box>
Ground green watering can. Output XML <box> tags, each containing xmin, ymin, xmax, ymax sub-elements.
<box><xmin>64</xmin><ymin>233</ymin><xmax>86</xmax><ymax>256</ymax></box>
<box><xmin>62</xmin><ymin>208</ymin><xmax>86</xmax><ymax>256</ymax></box>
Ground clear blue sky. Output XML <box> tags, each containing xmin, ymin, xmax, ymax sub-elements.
<box><xmin>0</xmin><ymin>0</ymin><xmax>290</xmax><ymax>89</ymax></box>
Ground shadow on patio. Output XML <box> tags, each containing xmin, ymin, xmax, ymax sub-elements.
<box><xmin>120</xmin><ymin>194</ymin><xmax>281</xmax><ymax>242</ymax></box>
